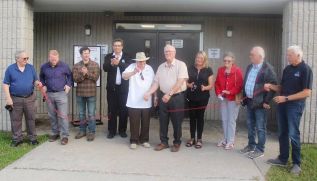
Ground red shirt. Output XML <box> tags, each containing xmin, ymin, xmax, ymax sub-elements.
<box><xmin>215</xmin><ymin>65</ymin><xmax>243</xmax><ymax>101</ymax></box>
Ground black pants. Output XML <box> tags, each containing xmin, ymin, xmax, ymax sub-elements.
<box><xmin>188</xmin><ymin>99</ymin><xmax>209</xmax><ymax>140</ymax></box>
<box><xmin>107</xmin><ymin>86</ymin><xmax>128</xmax><ymax>134</ymax></box>
<box><xmin>159</xmin><ymin>92</ymin><xmax>184</xmax><ymax>145</ymax></box>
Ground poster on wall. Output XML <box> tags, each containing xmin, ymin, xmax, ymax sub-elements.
<box><xmin>73</xmin><ymin>46</ymin><xmax>101</xmax><ymax>87</ymax></box>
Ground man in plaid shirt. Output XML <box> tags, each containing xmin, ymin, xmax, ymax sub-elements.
<box><xmin>73</xmin><ymin>47</ymin><xmax>100</xmax><ymax>141</ymax></box>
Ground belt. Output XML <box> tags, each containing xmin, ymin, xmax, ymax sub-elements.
<box><xmin>11</xmin><ymin>92</ymin><xmax>33</xmax><ymax>98</ymax></box>
<box><xmin>48</xmin><ymin>90</ymin><xmax>63</xmax><ymax>93</ymax></box>
<box><xmin>160</xmin><ymin>91</ymin><xmax>184</xmax><ymax>97</ymax></box>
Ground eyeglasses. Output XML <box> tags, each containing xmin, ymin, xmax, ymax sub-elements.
<box><xmin>22</xmin><ymin>57</ymin><xmax>29</xmax><ymax>60</ymax></box>
<box><xmin>140</xmin><ymin>72</ymin><xmax>144</xmax><ymax>80</ymax></box>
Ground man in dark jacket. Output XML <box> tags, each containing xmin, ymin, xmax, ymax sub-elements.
<box><xmin>240</xmin><ymin>46</ymin><xmax>278</xmax><ymax>159</ymax></box>
<box><xmin>103</xmin><ymin>38</ymin><xmax>132</xmax><ymax>138</ymax></box>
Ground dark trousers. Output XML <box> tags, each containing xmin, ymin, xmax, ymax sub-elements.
<box><xmin>107</xmin><ymin>86</ymin><xmax>128</xmax><ymax>134</ymax></box>
<box><xmin>128</xmin><ymin>108</ymin><xmax>151</xmax><ymax>144</ymax></box>
<box><xmin>159</xmin><ymin>92</ymin><xmax>185</xmax><ymax>145</ymax></box>
<box><xmin>246</xmin><ymin>106</ymin><xmax>267</xmax><ymax>152</ymax></box>
<box><xmin>9</xmin><ymin>94</ymin><xmax>37</xmax><ymax>142</ymax></box>
<box><xmin>278</xmin><ymin>101</ymin><xmax>305</xmax><ymax>165</ymax></box>
<box><xmin>188</xmin><ymin>99</ymin><xmax>209</xmax><ymax>140</ymax></box>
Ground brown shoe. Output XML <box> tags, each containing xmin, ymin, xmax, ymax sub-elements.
<box><xmin>61</xmin><ymin>137</ymin><xmax>68</xmax><ymax>145</ymax></box>
<box><xmin>154</xmin><ymin>143</ymin><xmax>169</xmax><ymax>151</ymax></box>
<box><xmin>87</xmin><ymin>133</ymin><xmax>95</xmax><ymax>142</ymax></box>
<box><xmin>171</xmin><ymin>144</ymin><xmax>181</xmax><ymax>152</ymax></box>
<box><xmin>49</xmin><ymin>134</ymin><xmax>60</xmax><ymax>142</ymax></box>
<box><xmin>75</xmin><ymin>132</ymin><xmax>86</xmax><ymax>139</ymax></box>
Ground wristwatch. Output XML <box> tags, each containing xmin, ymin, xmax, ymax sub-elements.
<box><xmin>285</xmin><ymin>96</ymin><xmax>289</xmax><ymax>102</ymax></box>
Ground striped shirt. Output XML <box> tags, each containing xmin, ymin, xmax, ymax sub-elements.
<box><xmin>245</xmin><ymin>63</ymin><xmax>263</xmax><ymax>98</ymax></box>
<box><xmin>73</xmin><ymin>60</ymin><xmax>100</xmax><ymax>97</ymax></box>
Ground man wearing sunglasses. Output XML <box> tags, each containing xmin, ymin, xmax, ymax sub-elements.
<box><xmin>3</xmin><ymin>50</ymin><xmax>42</xmax><ymax>147</ymax></box>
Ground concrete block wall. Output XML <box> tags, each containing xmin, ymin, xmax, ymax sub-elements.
<box><xmin>282</xmin><ymin>0</ymin><xmax>317</xmax><ymax>143</ymax></box>
<box><xmin>0</xmin><ymin>0</ymin><xmax>34</xmax><ymax>131</ymax></box>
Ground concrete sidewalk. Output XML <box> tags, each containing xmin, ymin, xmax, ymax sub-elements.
<box><xmin>0</xmin><ymin>119</ymin><xmax>279</xmax><ymax>181</ymax></box>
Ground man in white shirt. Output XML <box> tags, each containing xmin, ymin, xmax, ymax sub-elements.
<box><xmin>103</xmin><ymin>38</ymin><xmax>132</xmax><ymax>139</ymax></box>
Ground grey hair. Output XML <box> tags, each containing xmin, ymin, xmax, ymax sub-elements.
<box><xmin>15</xmin><ymin>50</ymin><xmax>26</xmax><ymax>60</ymax></box>
<box><xmin>287</xmin><ymin>45</ymin><xmax>303</xmax><ymax>58</ymax></box>
<box><xmin>252</xmin><ymin>46</ymin><xmax>265</xmax><ymax>59</ymax></box>
<box><xmin>223</xmin><ymin>51</ymin><xmax>235</xmax><ymax>60</ymax></box>
<box><xmin>164</xmin><ymin>44</ymin><xmax>176</xmax><ymax>52</ymax></box>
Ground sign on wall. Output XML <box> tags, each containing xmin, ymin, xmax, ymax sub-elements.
<box><xmin>73</xmin><ymin>46</ymin><xmax>101</xmax><ymax>87</ymax></box>
<box><xmin>208</xmin><ymin>48</ymin><xmax>221</xmax><ymax>59</ymax></box>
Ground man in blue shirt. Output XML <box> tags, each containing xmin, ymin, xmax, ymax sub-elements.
<box><xmin>265</xmin><ymin>45</ymin><xmax>313</xmax><ymax>175</ymax></box>
<box><xmin>240</xmin><ymin>46</ymin><xmax>277</xmax><ymax>159</ymax></box>
<box><xmin>40</xmin><ymin>50</ymin><xmax>73</xmax><ymax>145</ymax></box>
<box><xmin>3</xmin><ymin>50</ymin><xmax>42</xmax><ymax>147</ymax></box>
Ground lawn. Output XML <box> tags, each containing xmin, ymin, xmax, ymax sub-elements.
<box><xmin>266</xmin><ymin>144</ymin><xmax>317</xmax><ymax>181</ymax></box>
<box><xmin>0</xmin><ymin>132</ymin><xmax>48</xmax><ymax>170</ymax></box>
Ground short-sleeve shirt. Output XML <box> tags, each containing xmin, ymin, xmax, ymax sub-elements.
<box><xmin>3</xmin><ymin>63</ymin><xmax>38</xmax><ymax>96</ymax></box>
<box><xmin>124</xmin><ymin>63</ymin><xmax>155</xmax><ymax>108</ymax></box>
<box><xmin>187</xmin><ymin>66</ymin><xmax>213</xmax><ymax>101</ymax></box>
<box><xmin>281</xmin><ymin>61</ymin><xmax>313</xmax><ymax>102</ymax></box>
<box><xmin>154</xmin><ymin>59</ymin><xmax>189</xmax><ymax>94</ymax></box>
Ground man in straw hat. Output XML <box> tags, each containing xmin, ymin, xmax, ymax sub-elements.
<box><xmin>122</xmin><ymin>52</ymin><xmax>155</xmax><ymax>149</ymax></box>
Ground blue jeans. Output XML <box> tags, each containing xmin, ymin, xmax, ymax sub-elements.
<box><xmin>247</xmin><ymin>106</ymin><xmax>267</xmax><ymax>152</ymax></box>
<box><xmin>76</xmin><ymin>96</ymin><xmax>96</xmax><ymax>133</ymax></box>
<box><xmin>278</xmin><ymin>101</ymin><xmax>305</xmax><ymax>165</ymax></box>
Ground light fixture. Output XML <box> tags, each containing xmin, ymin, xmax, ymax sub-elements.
<box><xmin>85</xmin><ymin>24</ymin><xmax>91</xmax><ymax>36</ymax></box>
<box><xmin>226</xmin><ymin>26</ymin><xmax>233</xmax><ymax>38</ymax></box>
<box><xmin>140</xmin><ymin>24</ymin><xmax>155</xmax><ymax>29</ymax></box>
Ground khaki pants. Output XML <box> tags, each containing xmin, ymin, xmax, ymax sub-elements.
<box><xmin>128</xmin><ymin>108</ymin><xmax>151</xmax><ymax>144</ymax></box>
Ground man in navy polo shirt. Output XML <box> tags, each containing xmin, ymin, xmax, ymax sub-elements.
<box><xmin>40</xmin><ymin>50</ymin><xmax>73</xmax><ymax>145</ymax></box>
<box><xmin>265</xmin><ymin>45</ymin><xmax>313</xmax><ymax>175</ymax></box>
<box><xmin>3</xmin><ymin>50</ymin><xmax>42</xmax><ymax>147</ymax></box>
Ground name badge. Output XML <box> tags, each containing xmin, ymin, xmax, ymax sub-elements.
<box><xmin>122</xmin><ymin>59</ymin><xmax>125</xmax><ymax>63</ymax></box>
<box><xmin>294</xmin><ymin>71</ymin><xmax>300</xmax><ymax>77</ymax></box>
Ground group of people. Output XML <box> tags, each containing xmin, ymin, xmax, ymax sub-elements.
<box><xmin>3</xmin><ymin>37</ymin><xmax>312</xmax><ymax>175</ymax></box>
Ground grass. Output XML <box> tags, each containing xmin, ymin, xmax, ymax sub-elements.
<box><xmin>0</xmin><ymin>132</ymin><xmax>48</xmax><ymax>170</ymax></box>
<box><xmin>266</xmin><ymin>144</ymin><xmax>317</xmax><ymax>181</ymax></box>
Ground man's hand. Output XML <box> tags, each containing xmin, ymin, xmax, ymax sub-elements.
<box><xmin>6</xmin><ymin>97</ymin><xmax>13</xmax><ymax>106</ymax></box>
<box><xmin>35</xmin><ymin>80</ymin><xmax>43</xmax><ymax>88</ymax></box>
<box><xmin>273</xmin><ymin>96</ymin><xmax>287</xmax><ymax>104</ymax></box>
<box><xmin>187</xmin><ymin>82</ymin><xmax>194</xmax><ymax>88</ymax></box>
<box><xmin>41</xmin><ymin>86</ymin><xmax>47</xmax><ymax>93</ymax></box>
<box><xmin>263</xmin><ymin>103</ymin><xmax>271</xmax><ymax>109</ymax></box>
<box><xmin>81</xmin><ymin>66</ymin><xmax>88</xmax><ymax>75</ymax></box>
<box><xmin>64</xmin><ymin>85</ymin><xmax>71</xmax><ymax>94</ymax></box>
<box><xmin>143</xmin><ymin>92</ymin><xmax>151</xmax><ymax>101</ymax></box>
<box><xmin>111</xmin><ymin>57</ymin><xmax>120</xmax><ymax>66</ymax></box>
<box><xmin>162</xmin><ymin>94</ymin><xmax>171</xmax><ymax>103</ymax></box>
<box><xmin>264</xmin><ymin>83</ymin><xmax>272</xmax><ymax>92</ymax></box>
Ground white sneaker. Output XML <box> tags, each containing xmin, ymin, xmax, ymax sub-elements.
<box><xmin>217</xmin><ymin>140</ymin><xmax>226</xmax><ymax>147</ymax></box>
<box><xmin>142</xmin><ymin>142</ymin><xmax>151</xmax><ymax>148</ymax></box>
<box><xmin>130</xmin><ymin>143</ymin><xmax>137</xmax><ymax>149</ymax></box>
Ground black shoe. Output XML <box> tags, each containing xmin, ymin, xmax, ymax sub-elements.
<box><xmin>267</xmin><ymin>158</ymin><xmax>287</xmax><ymax>167</ymax></box>
<box><xmin>10</xmin><ymin>140</ymin><xmax>23</xmax><ymax>147</ymax></box>
<box><xmin>30</xmin><ymin>140</ymin><xmax>39</xmax><ymax>145</ymax></box>
<box><xmin>107</xmin><ymin>133</ymin><xmax>115</xmax><ymax>139</ymax></box>
<box><xmin>49</xmin><ymin>134</ymin><xmax>60</xmax><ymax>142</ymax></box>
<box><xmin>119</xmin><ymin>132</ymin><xmax>127</xmax><ymax>138</ymax></box>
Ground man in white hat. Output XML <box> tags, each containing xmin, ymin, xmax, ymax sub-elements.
<box><xmin>122</xmin><ymin>52</ymin><xmax>155</xmax><ymax>149</ymax></box>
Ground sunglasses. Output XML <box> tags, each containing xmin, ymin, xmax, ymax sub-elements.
<box><xmin>140</xmin><ymin>72</ymin><xmax>144</xmax><ymax>80</ymax></box>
